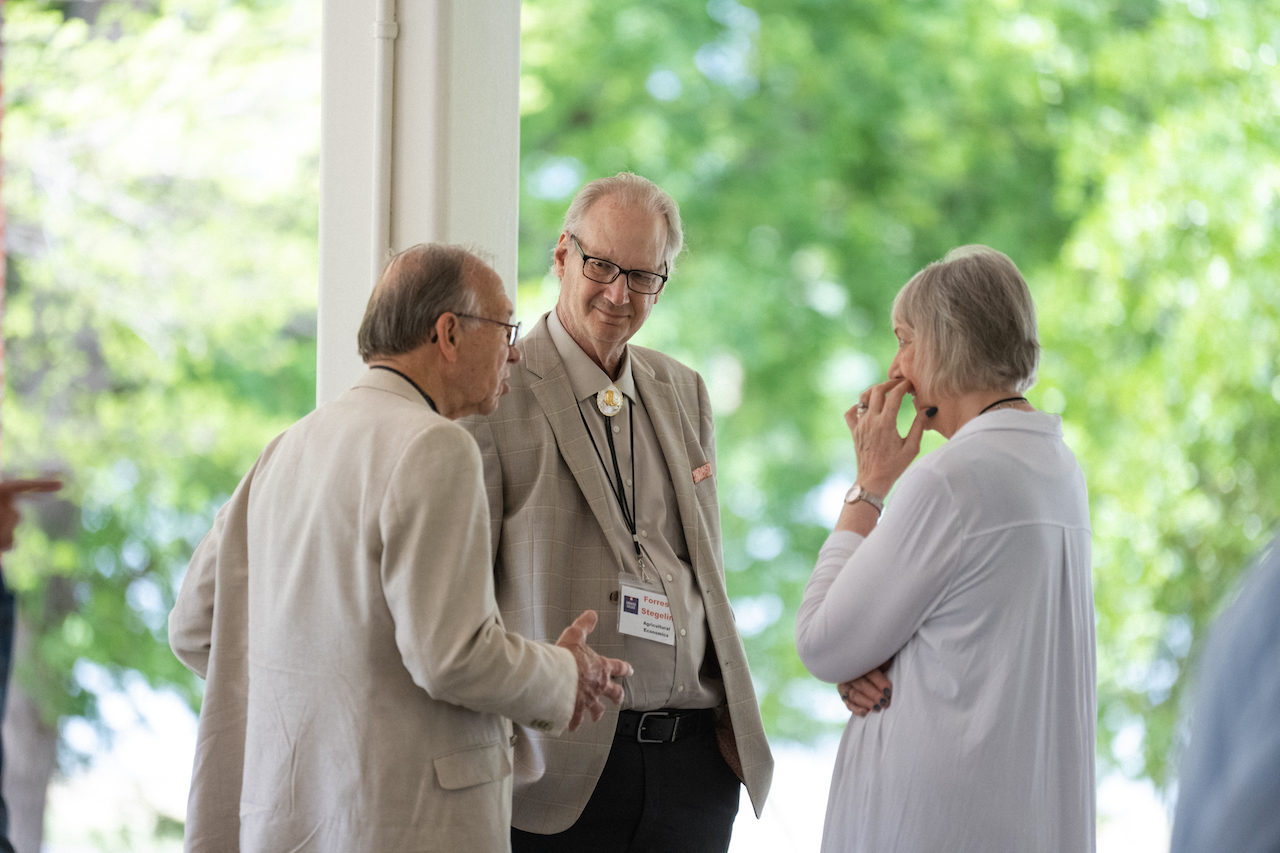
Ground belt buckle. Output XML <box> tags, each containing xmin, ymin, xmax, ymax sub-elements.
<box><xmin>636</xmin><ymin>710</ymin><xmax>675</xmax><ymax>743</ymax></box>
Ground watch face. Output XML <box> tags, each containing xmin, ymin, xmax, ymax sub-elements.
<box><xmin>845</xmin><ymin>484</ymin><xmax>883</xmax><ymax>510</ymax></box>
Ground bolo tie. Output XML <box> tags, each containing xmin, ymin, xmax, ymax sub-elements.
<box><xmin>577</xmin><ymin>383</ymin><xmax>651</xmax><ymax>580</ymax></box>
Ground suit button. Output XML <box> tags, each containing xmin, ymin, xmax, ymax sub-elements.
<box><xmin>609</xmin><ymin>590</ymin><xmax>620</xmax><ymax>603</ymax></box>
<box><xmin>510</xmin><ymin>734</ymin><xmax>518</xmax><ymax>746</ymax></box>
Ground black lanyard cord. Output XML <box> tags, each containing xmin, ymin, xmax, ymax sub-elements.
<box><xmin>369</xmin><ymin>365</ymin><xmax>438</xmax><ymax>412</ymax></box>
<box><xmin>604</xmin><ymin>410</ymin><xmax>636</xmax><ymax>530</ymax></box>
<box><xmin>576</xmin><ymin>398</ymin><xmax>641</xmax><ymax>558</ymax></box>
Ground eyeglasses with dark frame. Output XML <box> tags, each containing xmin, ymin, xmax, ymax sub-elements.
<box><xmin>456</xmin><ymin>314</ymin><xmax>522</xmax><ymax>346</ymax></box>
<box><xmin>570</xmin><ymin>236</ymin><xmax>668</xmax><ymax>295</ymax></box>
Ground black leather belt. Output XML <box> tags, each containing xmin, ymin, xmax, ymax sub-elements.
<box><xmin>615</xmin><ymin>708</ymin><xmax>714</xmax><ymax>744</ymax></box>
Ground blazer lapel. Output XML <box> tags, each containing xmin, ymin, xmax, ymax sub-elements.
<box><xmin>523</xmin><ymin>320</ymin><xmax>626</xmax><ymax>569</ymax></box>
<box><xmin>632</xmin><ymin>354</ymin><xmax>713</xmax><ymax>575</ymax></box>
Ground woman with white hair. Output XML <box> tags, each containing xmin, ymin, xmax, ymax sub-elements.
<box><xmin>795</xmin><ymin>245</ymin><xmax>1096</xmax><ymax>852</ymax></box>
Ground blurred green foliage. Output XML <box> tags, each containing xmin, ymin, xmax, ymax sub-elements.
<box><xmin>4</xmin><ymin>0</ymin><xmax>1278</xmax><ymax>802</ymax></box>
<box><xmin>518</xmin><ymin>0</ymin><xmax>1280</xmax><ymax>788</ymax></box>
<box><xmin>3</xmin><ymin>0</ymin><xmax>318</xmax><ymax>737</ymax></box>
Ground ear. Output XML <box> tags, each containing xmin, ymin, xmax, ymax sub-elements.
<box><xmin>435</xmin><ymin>313</ymin><xmax>462</xmax><ymax>363</ymax></box>
<box><xmin>552</xmin><ymin>232</ymin><xmax>571</xmax><ymax>279</ymax></box>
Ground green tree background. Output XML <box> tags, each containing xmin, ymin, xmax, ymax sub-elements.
<box><xmin>3</xmin><ymin>1</ymin><xmax>317</xmax><ymax>844</ymax></box>
<box><xmin>3</xmin><ymin>0</ymin><xmax>1279</xmax><ymax>843</ymax></box>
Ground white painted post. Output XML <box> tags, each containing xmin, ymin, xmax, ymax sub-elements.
<box><xmin>371</xmin><ymin>0</ymin><xmax>399</xmax><ymax>287</ymax></box>
<box><xmin>317</xmin><ymin>0</ymin><xmax>521</xmax><ymax>406</ymax></box>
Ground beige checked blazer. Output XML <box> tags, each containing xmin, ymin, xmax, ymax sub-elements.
<box><xmin>462</xmin><ymin>315</ymin><xmax>774</xmax><ymax>834</ymax></box>
<box><xmin>169</xmin><ymin>370</ymin><xmax>577</xmax><ymax>853</ymax></box>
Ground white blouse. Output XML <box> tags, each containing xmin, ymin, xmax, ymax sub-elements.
<box><xmin>796</xmin><ymin>410</ymin><xmax>1096</xmax><ymax>853</ymax></box>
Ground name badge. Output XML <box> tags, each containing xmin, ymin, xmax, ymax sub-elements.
<box><xmin>618</xmin><ymin>580</ymin><xmax>675</xmax><ymax>646</ymax></box>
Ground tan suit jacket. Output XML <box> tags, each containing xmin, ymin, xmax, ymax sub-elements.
<box><xmin>461</xmin><ymin>315</ymin><xmax>773</xmax><ymax>833</ymax></box>
<box><xmin>169</xmin><ymin>369</ymin><xmax>577</xmax><ymax>853</ymax></box>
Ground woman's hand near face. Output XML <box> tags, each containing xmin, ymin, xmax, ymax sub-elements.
<box><xmin>846</xmin><ymin>378</ymin><xmax>928</xmax><ymax>496</ymax></box>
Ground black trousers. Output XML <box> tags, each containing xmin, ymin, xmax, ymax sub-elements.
<box><xmin>511</xmin><ymin>714</ymin><xmax>741</xmax><ymax>853</ymax></box>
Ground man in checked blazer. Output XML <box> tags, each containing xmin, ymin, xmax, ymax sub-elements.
<box><xmin>169</xmin><ymin>245</ymin><xmax>630</xmax><ymax>853</ymax></box>
<box><xmin>462</xmin><ymin>174</ymin><xmax>773</xmax><ymax>852</ymax></box>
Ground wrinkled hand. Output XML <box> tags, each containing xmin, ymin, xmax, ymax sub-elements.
<box><xmin>556</xmin><ymin>610</ymin><xmax>632</xmax><ymax>731</ymax></box>
<box><xmin>0</xmin><ymin>478</ymin><xmax>63</xmax><ymax>552</ymax></box>
<box><xmin>838</xmin><ymin>660</ymin><xmax>894</xmax><ymax>717</ymax></box>
<box><xmin>847</xmin><ymin>379</ymin><xmax>927</xmax><ymax>496</ymax></box>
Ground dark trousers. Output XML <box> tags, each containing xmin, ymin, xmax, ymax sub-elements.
<box><xmin>511</xmin><ymin>713</ymin><xmax>741</xmax><ymax>853</ymax></box>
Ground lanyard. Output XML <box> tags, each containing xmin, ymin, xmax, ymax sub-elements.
<box><xmin>370</xmin><ymin>365</ymin><xmax>438</xmax><ymax>412</ymax></box>
<box><xmin>576</xmin><ymin>398</ymin><xmax>650</xmax><ymax>578</ymax></box>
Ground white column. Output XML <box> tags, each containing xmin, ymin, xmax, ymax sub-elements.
<box><xmin>318</xmin><ymin>0</ymin><xmax>521</xmax><ymax>406</ymax></box>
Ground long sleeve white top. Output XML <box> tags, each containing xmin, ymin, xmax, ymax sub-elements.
<box><xmin>796</xmin><ymin>409</ymin><xmax>1096</xmax><ymax>853</ymax></box>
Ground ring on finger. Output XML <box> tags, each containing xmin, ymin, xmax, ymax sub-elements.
<box><xmin>856</xmin><ymin>402</ymin><xmax>869</xmax><ymax>414</ymax></box>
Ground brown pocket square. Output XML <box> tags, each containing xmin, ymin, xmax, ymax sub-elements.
<box><xmin>692</xmin><ymin>463</ymin><xmax>712</xmax><ymax>484</ymax></box>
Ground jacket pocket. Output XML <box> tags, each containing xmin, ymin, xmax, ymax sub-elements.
<box><xmin>433</xmin><ymin>740</ymin><xmax>513</xmax><ymax>791</ymax></box>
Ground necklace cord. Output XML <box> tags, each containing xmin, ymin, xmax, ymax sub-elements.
<box><xmin>978</xmin><ymin>395</ymin><xmax>1028</xmax><ymax>415</ymax></box>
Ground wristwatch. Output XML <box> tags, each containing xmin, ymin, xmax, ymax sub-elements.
<box><xmin>844</xmin><ymin>483</ymin><xmax>884</xmax><ymax>515</ymax></box>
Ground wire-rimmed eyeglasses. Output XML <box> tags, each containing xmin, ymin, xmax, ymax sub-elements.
<box><xmin>456</xmin><ymin>314</ymin><xmax>521</xmax><ymax>346</ymax></box>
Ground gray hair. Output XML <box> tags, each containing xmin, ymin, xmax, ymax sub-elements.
<box><xmin>560</xmin><ymin>172</ymin><xmax>684</xmax><ymax>273</ymax></box>
<box><xmin>357</xmin><ymin>244</ymin><xmax>482</xmax><ymax>362</ymax></box>
<box><xmin>891</xmin><ymin>245</ymin><xmax>1040</xmax><ymax>398</ymax></box>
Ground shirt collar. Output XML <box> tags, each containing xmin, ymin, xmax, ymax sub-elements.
<box><xmin>547</xmin><ymin>308</ymin><xmax>637</xmax><ymax>403</ymax></box>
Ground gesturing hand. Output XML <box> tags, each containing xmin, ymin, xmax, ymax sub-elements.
<box><xmin>0</xmin><ymin>478</ymin><xmax>63</xmax><ymax>552</ymax></box>
<box><xmin>556</xmin><ymin>610</ymin><xmax>632</xmax><ymax>731</ymax></box>
<box><xmin>846</xmin><ymin>379</ymin><xmax>927</xmax><ymax>497</ymax></box>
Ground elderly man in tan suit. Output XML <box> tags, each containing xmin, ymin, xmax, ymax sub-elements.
<box><xmin>462</xmin><ymin>173</ymin><xmax>773</xmax><ymax>852</ymax></box>
<box><xmin>169</xmin><ymin>244</ymin><xmax>631</xmax><ymax>853</ymax></box>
